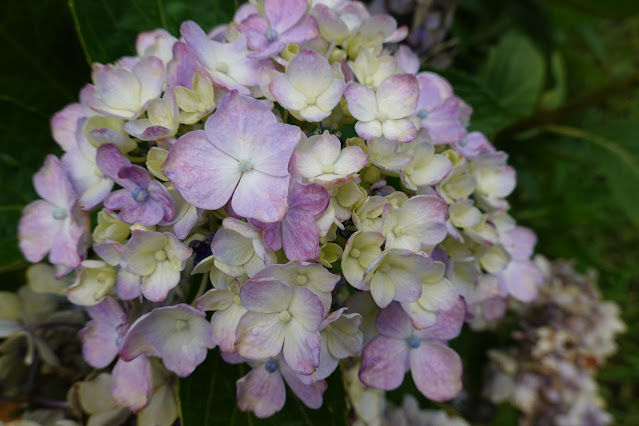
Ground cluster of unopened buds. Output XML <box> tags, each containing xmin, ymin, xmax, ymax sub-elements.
<box><xmin>483</xmin><ymin>259</ymin><xmax>626</xmax><ymax>426</ymax></box>
<box><xmin>10</xmin><ymin>0</ymin><xmax>543</xmax><ymax>421</ymax></box>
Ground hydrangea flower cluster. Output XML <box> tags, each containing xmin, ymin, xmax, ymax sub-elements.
<box><xmin>483</xmin><ymin>259</ymin><xmax>626</xmax><ymax>426</ymax></box>
<box><xmin>13</xmin><ymin>0</ymin><xmax>543</xmax><ymax>420</ymax></box>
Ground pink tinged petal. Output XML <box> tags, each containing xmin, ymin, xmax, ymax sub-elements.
<box><xmin>18</xmin><ymin>201</ymin><xmax>58</xmax><ymax>263</ymax></box>
<box><xmin>359</xmin><ymin>336</ymin><xmax>408</xmax><ymax>390</ymax></box>
<box><xmin>287</xmin><ymin>50</ymin><xmax>333</xmax><ymax>98</ymax></box>
<box><xmin>395</xmin><ymin>45</ymin><xmax>419</xmax><ymax>74</ymax></box>
<box><xmin>344</xmin><ymin>83</ymin><xmax>377</xmax><ymax>121</ymax></box>
<box><xmin>280</xmin><ymin>363</ymin><xmax>327</xmax><ymax>409</ymax></box>
<box><xmin>241</xmin><ymin>278</ymin><xmax>294</xmax><ymax>313</ymax></box>
<box><xmin>235</xmin><ymin>312</ymin><xmax>287</xmax><ymax>359</ymax></box>
<box><xmin>78</xmin><ymin>298</ymin><xmax>127</xmax><ymax>368</ymax></box>
<box><xmin>310</xmin><ymin>4</ymin><xmax>349</xmax><ymax>42</ymax></box>
<box><xmin>147</xmin><ymin>180</ymin><xmax>175</xmax><ymax>221</ymax></box>
<box><xmin>112</xmin><ymin>356</ymin><xmax>152</xmax><ymax>411</ymax></box>
<box><xmin>167</xmin><ymin>42</ymin><xmax>199</xmax><ymax>88</ymax></box>
<box><xmin>248</xmin><ymin>123</ymin><xmax>301</xmax><ymax>176</ymax></box>
<box><xmin>252</xmin><ymin>220</ymin><xmax>283</xmax><ymax>252</ymax></box>
<box><xmin>270</xmin><ymin>73</ymin><xmax>306</xmax><ymax>111</ymax></box>
<box><xmin>288</xmin><ymin>182</ymin><xmax>330</xmax><ymax>216</ymax></box>
<box><xmin>401</xmin><ymin>301</ymin><xmax>437</xmax><ymax>330</ymax></box>
<box><xmin>204</xmin><ymin>91</ymin><xmax>278</xmax><ymax>160</ymax></box>
<box><xmin>415</xmin><ymin>298</ymin><xmax>465</xmax><ymax>341</ymax></box>
<box><xmin>391</xmin><ymin>269</ymin><xmax>424</xmax><ymax>303</ymax></box>
<box><xmin>96</xmin><ymin>143</ymin><xmax>131</xmax><ymax>185</ymax></box>
<box><xmin>416</xmin><ymin>72</ymin><xmax>454</xmax><ymax>112</ymax></box>
<box><xmin>376</xmin><ymin>74</ymin><xmax>419</xmax><ymax>119</ymax></box>
<box><xmin>237</xmin><ymin>364</ymin><xmax>286</xmax><ymax>418</ymax></box>
<box><xmin>424</xmin><ymin>98</ymin><xmax>467</xmax><ymax>144</ymax></box>
<box><xmin>283</xmin><ymin>320</ymin><xmax>321</xmax><ymax>374</ymax></box>
<box><xmin>90</xmin><ymin>67</ymin><xmax>141</xmax><ymax>118</ymax></box>
<box><xmin>282</xmin><ymin>209</ymin><xmax>321</xmax><ymax>261</ymax></box>
<box><xmin>141</xmin><ymin>260</ymin><xmax>180</xmax><ymax>302</ymax></box>
<box><xmin>62</xmin><ymin>150</ymin><xmax>113</xmax><ymax>210</ymax></box>
<box><xmin>119</xmin><ymin>304</ymin><xmax>215</xmax><ymax>377</ymax></box>
<box><xmin>314</xmin><ymin>77</ymin><xmax>345</xmax><ymax>113</ymax></box>
<box><xmin>211</xmin><ymin>228</ymin><xmax>255</xmax><ymax>267</ymax></box>
<box><xmin>381</xmin><ymin>119</ymin><xmax>417</xmax><ymax>143</ymax></box>
<box><xmin>211</xmin><ymin>304</ymin><xmax>247</xmax><ymax>353</ymax></box>
<box><xmin>33</xmin><ymin>155</ymin><xmax>76</xmax><ymax>207</ymax></box>
<box><xmin>279</xmin><ymin>14</ymin><xmax>320</xmax><ymax>45</ymax></box>
<box><xmin>196</xmin><ymin>288</ymin><xmax>236</xmax><ymax>312</ymax></box>
<box><xmin>505</xmin><ymin>226</ymin><xmax>537</xmax><ymax>261</ymax></box>
<box><xmin>410</xmin><ymin>342</ymin><xmax>462</xmax><ymax>401</ymax></box>
<box><xmin>232</xmin><ymin>171</ymin><xmax>290</xmax><ymax>222</ymax></box>
<box><xmin>132</xmin><ymin>56</ymin><xmax>165</xmax><ymax>105</ymax></box>
<box><xmin>51</xmin><ymin>103</ymin><xmax>90</xmax><ymax>151</ymax></box>
<box><xmin>332</xmin><ymin>146</ymin><xmax>369</xmax><ymax>176</ymax></box>
<box><xmin>238</xmin><ymin>14</ymin><xmax>270</xmax><ymax>51</ymax></box>
<box><xmin>50</xmin><ymin>214</ymin><xmax>87</xmax><ymax>269</ymax></box>
<box><xmin>355</xmin><ymin>120</ymin><xmax>383</xmax><ymax>141</ymax></box>
<box><xmin>116</xmin><ymin>269</ymin><xmax>142</xmax><ymax>300</ymax></box>
<box><xmin>376</xmin><ymin>301</ymin><xmax>413</xmax><ymax>339</ymax></box>
<box><xmin>118</xmin><ymin>164</ymin><xmax>151</xmax><ymax>189</ymax></box>
<box><xmin>162</xmin><ymin>130</ymin><xmax>241</xmax><ymax>210</ymax></box>
<box><xmin>266</xmin><ymin>0</ymin><xmax>308</xmax><ymax>34</ymax></box>
<box><xmin>288</xmin><ymin>286</ymin><xmax>324</xmax><ymax>331</ymax></box>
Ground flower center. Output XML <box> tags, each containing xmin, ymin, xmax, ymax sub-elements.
<box><xmin>408</xmin><ymin>335</ymin><xmax>421</xmax><ymax>349</ymax></box>
<box><xmin>154</xmin><ymin>250</ymin><xmax>167</xmax><ymax>262</ymax></box>
<box><xmin>264</xmin><ymin>28</ymin><xmax>279</xmax><ymax>43</ymax></box>
<box><xmin>416</xmin><ymin>109</ymin><xmax>429</xmax><ymax>120</ymax></box>
<box><xmin>176</xmin><ymin>319</ymin><xmax>189</xmax><ymax>331</ymax></box>
<box><xmin>296</xmin><ymin>274</ymin><xmax>308</xmax><ymax>285</ymax></box>
<box><xmin>238</xmin><ymin>160</ymin><xmax>252</xmax><ymax>172</ymax></box>
<box><xmin>323</xmin><ymin>164</ymin><xmax>334</xmax><ymax>173</ymax></box>
<box><xmin>394</xmin><ymin>226</ymin><xmax>405</xmax><ymax>236</ymax></box>
<box><xmin>131</xmin><ymin>187</ymin><xmax>149</xmax><ymax>202</ymax></box>
<box><xmin>52</xmin><ymin>208</ymin><xmax>67</xmax><ymax>220</ymax></box>
<box><xmin>279</xmin><ymin>310</ymin><xmax>292</xmax><ymax>323</ymax></box>
<box><xmin>350</xmin><ymin>248</ymin><xmax>361</xmax><ymax>259</ymax></box>
<box><xmin>264</xmin><ymin>359</ymin><xmax>277</xmax><ymax>373</ymax></box>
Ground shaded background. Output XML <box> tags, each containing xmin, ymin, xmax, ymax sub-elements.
<box><xmin>0</xmin><ymin>0</ymin><xmax>637</xmax><ymax>424</ymax></box>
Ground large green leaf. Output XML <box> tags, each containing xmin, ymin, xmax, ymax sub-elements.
<box><xmin>479</xmin><ymin>31</ymin><xmax>546</xmax><ymax>118</ymax></box>
<box><xmin>543</xmin><ymin>122</ymin><xmax>639</xmax><ymax>228</ymax></box>
<box><xmin>68</xmin><ymin>0</ymin><xmax>238</xmax><ymax>64</ymax></box>
<box><xmin>436</xmin><ymin>69</ymin><xmax>516</xmax><ymax>138</ymax></box>
<box><xmin>179</xmin><ymin>349</ymin><xmax>348</xmax><ymax>426</ymax></box>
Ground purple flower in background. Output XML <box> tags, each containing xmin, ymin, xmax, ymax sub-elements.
<box><xmin>18</xmin><ymin>155</ymin><xmax>89</xmax><ymax>273</ymax></box>
<box><xmin>251</xmin><ymin>182</ymin><xmax>329</xmax><ymax>262</ymax></box>
<box><xmin>162</xmin><ymin>91</ymin><xmax>300</xmax><ymax>222</ymax></box>
<box><xmin>96</xmin><ymin>144</ymin><xmax>174</xmax><ymax>226</ymax></box>
<box><xmin>359</xmin><ymin>300</ymin><xmax>464</xmax><ymax>401</ymax></box>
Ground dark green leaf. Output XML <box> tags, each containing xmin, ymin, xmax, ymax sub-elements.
<box><xmin>179</xmin><ymin>349</ymin><xmax>348</xmax><ymax>426</ymax></box>
<box><xmin>436</xmin><ymin>69</ymin><xmax>516</xmax><ymax>138</ymax></box>
<box><xmin>479</xmin><ymin>31</ymin><xmax>546</xmax><ymax>117</ymax></box>
<box><xmin>68</xmin><ymin>0</ymin><xmax>238</xmax><ymax>64</ymax></box>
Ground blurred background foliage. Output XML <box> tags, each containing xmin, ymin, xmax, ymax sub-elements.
<box><xmin>0</xmin><ymin>0</ymin><xmax>637</xmax><ymax>424</ymax></box>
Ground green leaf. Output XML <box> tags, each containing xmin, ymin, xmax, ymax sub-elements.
<box><xmin>543</xmin><ymin>122</ymin><xmax>639</xmax><ymax>227</ymax></box>
<box><xmin>539</xmin><ymin>51</ymin><xmax>566</xmax><ymax>109</ymax></box>
<box><xmin>179</xmin><ymin>349</ymin><xmax>348</xmax><ymax>426</ymax></box>
<box><xmin>436</xmin><ymin>69</ymin><xmax>516</xmax><ymax>138</ymax></box>
<box><xmin>68</xmin><ymin>0</ymin><xmax>238</xmax><ymax>64</ymax></box>
<box><xmin>479</xmin><ymin>31</ymin><xmax>546</xmax><ymax>118</ymax></box>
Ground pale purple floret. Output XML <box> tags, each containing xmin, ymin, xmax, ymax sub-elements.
<box><xmin>180</xmin><ymin>21</ymin><xmax>267</xmax><ymax>95</ymax></box>
<box><xmin>237</xmin><ymin>356</ymin><xmax>327</xmax><ymax>418</ymax></box>
<box><xmin>119</xmin><ymin>304</ymin><xmax>216</xmax><ymax>377</ymax></box>
<box><xmin>18</xmin><ymin>155</ymin><xmax>89</xmax><ymax>273</ymax></box>
<box><xmin>359</xmin><ymin>300</ymin><xmax>465</xmax><ymax>401</ymax></box>
<box><xmin>453</xmin><ymin>131</ymin><xmax>495</xmax><ymax>159</ymax></box>
<box><xmin>96</xmin><ymin>144</ymin><xmax>174</xmax><ymax>226</ymax></box>
<box><xmin>167</xmin><ymin>42</ymin><xmax>199</xmax><ymax>89</ymax></box>
<box><xmin>414</xmin><ymin>72</ymin><xmax>467</xmax><ymax>145</ymax></box>
<box><xmin>78</xmin><ymin>296</ymin><xmax>128</xmax><ymax>369</ymax></box>
<box><xmin>50</xmin><ymin>102</ymin><xmax>95</xmax><ymax>152</ymax></box>
<box><xmin>251</xmin><ymin>182</ymin><xmax>329</xmax><ymax>262</ymax></box>
<box><xmin>162</xmin><ymin>91</ymin><xmax>300</xmax><ymax>223</ymax></box>
<box><xmin>344</xmin><ymin>74</ymin><xmax>419</xmax><ymax>142</ymax></box>
<box><xmin>238</xmin><ymin>0</ymin><xmax>319</xmax><ymax>60</ymax></box>
<box><xmin>235</xmin><ymin>278</ymin><xmax>324</xmax><ymax>374</ymax></box>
